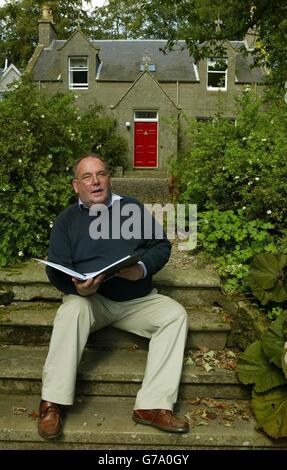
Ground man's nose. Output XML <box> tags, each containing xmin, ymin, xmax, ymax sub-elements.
<box><xmin>91</xmin><ymin>174</ymin><xmax>100</xmax><ymax>184</ymax></box>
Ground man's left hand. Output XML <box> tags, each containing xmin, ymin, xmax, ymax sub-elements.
<box><xmin>115</xmin><ymin>263</ymin><xmax>144</xmax><ymax>281</ymax></box>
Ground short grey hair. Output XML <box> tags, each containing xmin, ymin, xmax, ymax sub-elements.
<box><xmin>73</xmin><ymin>153</ymin><xmax>110</xmax><ymax>178</ymax></box>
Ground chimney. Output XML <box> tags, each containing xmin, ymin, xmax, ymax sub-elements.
<box><xmin>38</xmin><ymin>4</ymin><xmax>57</xmax><ymax>47</ymax></box>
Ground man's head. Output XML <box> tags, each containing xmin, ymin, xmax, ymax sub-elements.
<box><xmin>72</xmin><ymin>154</ymin><xmax>112</xmax><ymax>207</ymax></box>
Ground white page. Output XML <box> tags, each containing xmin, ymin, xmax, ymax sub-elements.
<box><xmin>34</xmin><ymin>254</ymin><xmax>136</xmax><ymax>281</ymax></box>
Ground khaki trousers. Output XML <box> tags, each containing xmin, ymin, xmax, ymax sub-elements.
<box><xmin>42</xmin><ymin>289</ymin><xmax>188</xmax><ymax>410</ymax></box>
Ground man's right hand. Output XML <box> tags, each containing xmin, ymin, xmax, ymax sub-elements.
<box><xmin>72</xmin><ymin>273</ymin><xmax>106</xmax><ymax>296</ymax></box>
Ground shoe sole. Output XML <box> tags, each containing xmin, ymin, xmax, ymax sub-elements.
<box><xmin>132</xmin><ymin>415</ymin><xmax>189</xmax><ymax>433</ymax></box>
<box><xmin>38</xmin><ymin>429</ymin><xmax>63</xmax><ymax>440</ymax></box>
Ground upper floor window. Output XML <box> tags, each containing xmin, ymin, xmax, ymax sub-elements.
<box><xmin>69</xmin><ymin>57</ymin><xmax>88</xmax><ymax>89</ymax></box>
<box><xmin>207</xmin><ymin>58</ymin><xmax>227</xmax><ymax>91</ymax></box>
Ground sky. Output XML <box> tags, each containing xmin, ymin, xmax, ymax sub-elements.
<box><xmin>0</xmin><ymin>0</ymin><xmax>106</xmax><ymax>8</ymax></box>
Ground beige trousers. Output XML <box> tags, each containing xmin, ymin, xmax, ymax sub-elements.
<box><xmin>42</xmin><ymin>289</ymin><xmax>188</xmax><ymax>410</ymax></box>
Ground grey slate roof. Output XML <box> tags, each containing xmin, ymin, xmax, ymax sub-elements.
<box><xmin>31</xmin><ymin>38</ymin><xmax>264</xmax><ymax>84</ymax></box>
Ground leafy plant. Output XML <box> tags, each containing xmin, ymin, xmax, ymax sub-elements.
<box><xmin>0</xmin><ymin>76</ymin><xmax>127</xmax><ymax>266</ymax></box>
<box><xmin>197</xmin><ymin>209</ymin><xmax>276</xmax><ymax>293</ymax></box>
<box><xmin>247</xmin><ymin>253</ymin><xmax>287</xmax><ymax>305</ymax></box>
<box><xmin>171</xmin><ymin>90</ymin><xmax>287</xmax><ymax>234</ymax></box>
<box><xmin>237</xmin><ymin>312</ymin><xmax>287</xmax><ymax>438</ymax></box>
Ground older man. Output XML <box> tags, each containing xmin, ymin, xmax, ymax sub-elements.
<box><xmin>37</xmin><ymin>154</ymin><xmax>189</xmax><ymax>439</ymax></box>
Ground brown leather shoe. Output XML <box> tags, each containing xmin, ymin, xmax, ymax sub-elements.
<box><xmin>133</xmin><ymin>409</ymin><xmax>189</xmax><ymax>433</ymax></box>
<box><xmin>37</xmin><ymin>400</ymin><xmax>62</xmax><ymax>440</ymax></box>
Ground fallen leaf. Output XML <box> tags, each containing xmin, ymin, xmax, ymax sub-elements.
<box><xmin>12</xmin><ymin>406</ymin><xmax>27</xmax><ymax>415</ymax></box>
<box><xmin>28</xmin><ymin>411</ymin><xmax>39</xmax><ymax>420</ymax></box>
<box><xmin>188</xmin><ymin>398</ymin><xmax>201</xmax><ymax>405</ymax></box>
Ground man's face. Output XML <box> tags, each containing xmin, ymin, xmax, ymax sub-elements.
<box><xmin>72</xmin><ymin>156</ymin><xmax>112</xmax><ymax>207</ymax></box>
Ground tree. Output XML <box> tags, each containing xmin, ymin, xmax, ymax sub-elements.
<box><xmin>0</xmin><ymin>0</ymin><xmax>93</xmax><ymax>68</ymax></box>
<box><xmin>142</xmin><ymin>0</ymin><xmax>287</xmax><ymax>90</ymax></box>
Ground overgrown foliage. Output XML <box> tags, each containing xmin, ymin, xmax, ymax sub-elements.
<box><xmin>237</xmin><ymin>312</ymin><xmax>287</xmax><ymax>439</ymax></box>
<box><xmin>0</xmin><ymin>0</ymin><xmax>94</xmax><ymax>68</ymax></box>
<box><xmin>171</xmin><ymin>90</ymin><xmax>287</xmax><ymax>292</ymax></box>
<box><xmin>0</xmin><ymin>76</ymin><xmax>127</xmax><ymax>266</ymax></box>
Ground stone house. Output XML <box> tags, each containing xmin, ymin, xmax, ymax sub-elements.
<box><xmin>27</xmin><ymin>9</ymin><xmax>265</xmax><ymax>175</ymax></box>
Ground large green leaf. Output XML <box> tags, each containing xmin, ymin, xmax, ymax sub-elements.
<box><xmin>281</xmin><ymin>340</ymin><xmax>287</xmax><ymax>379</ymax></box>
<box><xmin>237</xmin><ymin>341</ymin><xmax>287</xmax><ymax>392</ymax></box>
<box><xmin>247</xmin><ymin>254</ymin><xmax>287</xmax><ymax>305</ymax></box>
<box><xmin>252</xmin><ymin>387</ymin><xmax>287</xmax><ymax>439</ymax></box>
<box><xmin>262</xmin><ymin>314</ymin><xmax>287</xmax><ymax>368</ymax></box>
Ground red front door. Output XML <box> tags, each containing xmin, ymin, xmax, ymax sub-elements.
<box><xmin>134</xmin><ymin>121</ymin><xmax>158</xmax><ymax>168</ymax></box>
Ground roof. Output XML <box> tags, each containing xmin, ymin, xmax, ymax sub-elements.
<box><xmin>31</xmin><ymin>38</ymin><xmax>265</xmax><ymax>84</ymax></box>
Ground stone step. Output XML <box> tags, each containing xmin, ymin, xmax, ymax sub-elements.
<box><xmin>0</xmin><ymin>262</ymin><xmax>222</xmax><ymax>306</ymax></box>
<box><xmin>0</xmin><ymin>345</ymin><xmax>248</xmax><ymax>400</ymax></box>
<box><xmin>0</xmin><ymin>302</ymin><xmax>230</xmax><ymax>351</ymax></box>
<box><xmin>112</xmin><ymin>177</ymin><xmax>170</xmax><ymax>204</ymax></box>
<box><xmin>0</xmin><ymin>393</ymin><xmax>285</xmax><ymax>449</ymax></box>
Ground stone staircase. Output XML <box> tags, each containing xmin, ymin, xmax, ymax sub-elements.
<box><xmin>0</xmin><ymin>261</ymin><xmax>286</xmax><ymax>450</ymax></box>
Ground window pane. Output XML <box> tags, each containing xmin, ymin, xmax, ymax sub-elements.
<box><xmin>70</xmin><ymin>58</ymin><xmax>87</xmax><ymax>69</ymax></box>
<box><xmin>208</xmin><ymin>72</ymin><xmax>226</xmax><ymax>88</ymax></box>
<box><xmin>72</xmin><ymin>70</ymin><xmax>88</xmax><ymax>84</ymax></box>
<box><xmin>135</xmin><ymin>111</ymin><xmax>157</xmax><ymax>119</ymax></box>
<box><xmin>208</xmin><ymin>59</ymin><xmax>227</xmax><ymax>71</ymax></box>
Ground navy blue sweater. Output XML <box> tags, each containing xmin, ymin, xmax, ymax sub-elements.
<box><xmin>46</xmin><ymin>196</ymin><xmax>171</xmax><ymax>301</ymax></box>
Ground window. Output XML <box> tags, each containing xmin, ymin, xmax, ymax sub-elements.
<box><xmin>69</xmin><ymin>57</ymin><xmax>88</xmax><ymax>89</ymax></box>
<box><xmin>134</xmin><ymin>111</ymin><xmax>158</xmax><ymax>120</ymax></box>
<box><xmin>140</xmin><ymin>64</ymin><xmax>156</xmax><ymax>72</ymax></box>
<box><xmin>207</xmin><ymin>58</ymin><xmax>227</xmax><ymax>90</ymax></box>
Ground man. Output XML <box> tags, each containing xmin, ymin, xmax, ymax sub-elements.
<box><xmin>37</xmin><ymin>154</ymin><xmax>189</xmax><ymax>439</ymax></box>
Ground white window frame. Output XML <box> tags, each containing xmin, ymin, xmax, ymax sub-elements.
<box><xmin>207</xmin><ymin>58</ymin><xmax>228</xmax><ymax>91</ymax></box>
<box><xmin>69</xmin><ymin>57</ymin><xmax>88</xmax><ymax>90</ymax></box>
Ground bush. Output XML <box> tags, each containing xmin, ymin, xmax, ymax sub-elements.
<box><xmin>198</xmin><ymin>209</ymin><xmax>277</xmax><ymax>292</ymax></box>
<box><xmin>0</xmin><ymin>76</ymin><xmax>127</xmax><ymax>266</ymax></box>
<box><xmin>172</xmin><ymin>90</ymin><xmax>287</xmax><ymax>233</ymax></box>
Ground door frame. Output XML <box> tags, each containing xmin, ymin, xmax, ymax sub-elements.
<box><xmin>133</xmin><ymin>110</ymin><xmax>159</xmax><ymax>169</ymax></box>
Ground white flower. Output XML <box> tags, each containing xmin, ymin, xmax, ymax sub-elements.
<box><xmin>255</xmin><ymin>177</ymin><xmax>260</xmax><ymax>181</ymax></box>
<box><xmin>18</xmin><ymin>251</ymin><xmax>23</xmax><ymax>257</ymax></box>
<box><xmin>66</xmin><ymin>167</ymin><xmax>69</xmax><ymax>171</ymax></box>
<box><xmin>22</xmin><ymin>120</ymin><xmax>28</xmax><ymax>125</ymax></box>
<box><xmin>41</xmin><ymin>114</ymin><xmax>45</xmax><ymax>118</ymax></box>
<box><xmin>36</xmin><ymin>235</ymin><xmax>40</xmax><ymax>240</ymax></box>
<box><xmin>261</xmin><ymin>138</ymin><xmax>267</xmax><ymax>142</ymax></box>
<box><xmin>222</xmin><ymin>167</ymin><xmax>225</xmax><ymax>170</ymax></box>
<box><xmin>248</xmin><ymin>160</ymin><xmax>253</xmax><ymax>164</ymax></box>
<box><xmin>18</xmin><ymin>158</ymin><xmax>22</xmax><ymax>163</ymax></box>
<box><xmin>248</xmin><ymin>181</ymin><xmax>253</xmax><ymax>185</ymax></box>
<box><xmin>49</xmin><ymin>222</ymin><xmax>53</xmax><ymax>228</ymax></box>
<box><xmin>96</xmin><ymin>144</ymin><xmax>102</xmax><ymax>149</ymax></box>
<box><xmin>242</xmin><ymin>206</ymin><xmax>246</xmax><ymax>210</ymax></box>
<box><xmin>234</xmin><ymin>176</ymin><xmax>239</xmax><ymax>180</ymax></box>
<box><xmin>74</xmin><ymin>94</ymin><xmax>79</xmax><ymax>99</ymax></box>
<box><xmin>48</xmin><ymin>154</ymin><xmax>53</xmax><ymax>159</ymax></box>
<box><xmin>267</xmin><ymin>210</ymin><xmax>272</xmax><ymax>215</ymax></box>
<box><xmin>77</xmin><ymin>116</ymin><xmax>81</xmax><ymax>121</ymax></box>
<box><xmin>242</xmin><ymin>137</ymin><xmax>247</xmax><ymax>141</ymax></box>
<box><xmin>244</xmin><ymin>86</ymin><xmax>251</xmax><ymax>92</ymax></box>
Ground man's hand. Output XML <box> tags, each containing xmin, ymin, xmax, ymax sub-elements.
<box><xmin>72</xmin><ymin>273</ymin><xmax>106</xmax><ymax>296</ymax></box>
<box><xmin>115</xmin><ymin>263</ymin><xmax>144</xmax><ymax>281</ymax></box>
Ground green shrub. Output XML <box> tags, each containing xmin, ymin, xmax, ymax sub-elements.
<box><xmin>0</xmin><ymin>76</ymin><xmax>127</xmax><ymax>266</ymax></box>
<box><xmin>198</xmin><ymin>210</ymin><xmax>277</xmax><ymax>292</ymax></box>
<box><xmin>172</xmin><ymin>90</ymin><xmax>287</xmax><ymax>233</ymax></box>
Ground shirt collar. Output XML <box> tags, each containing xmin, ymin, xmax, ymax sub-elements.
<box><xmin>78</xmin><ymin>193</ymin><xmax>122</xmax><ymax>210</ymax></box>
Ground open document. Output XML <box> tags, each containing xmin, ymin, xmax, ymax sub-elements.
<box><xmin>34</xmin><ymin>254</ymin><xmax>140</xmax><ymax>281</ymax></box>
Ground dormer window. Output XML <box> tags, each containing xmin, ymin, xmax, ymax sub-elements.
<box><xmin>140</xmin><ymin>64</ymin><xmax>156</xmax><ymax>72</ymax></box>
<box><xmin>69</xmin><ymin>57</ymin><xmax>88</xmax><ymax>89</ymax></box>
<box><xmin>207</xmin><ymin>58</ymin><xmax>227</xmax><ymax>91</ymax></box>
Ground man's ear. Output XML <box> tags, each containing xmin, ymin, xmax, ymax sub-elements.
<box><xmin>72</xmin><ymin>178</ymin><xmax>79</xmax><ymax>194</ymax></box>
